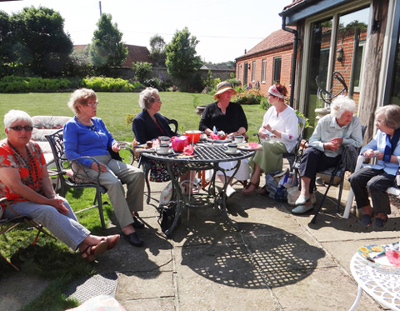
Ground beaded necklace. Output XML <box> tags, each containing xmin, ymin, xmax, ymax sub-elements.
<box><xmin>7</xmin><ymin>141</ymin><xmax>42</xmax><ymax>192</ymax></box>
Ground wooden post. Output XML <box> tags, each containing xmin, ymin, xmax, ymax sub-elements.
<box><xmin>358</xmin><ymin>0</ymin><xmax>389</xmax><ymax>143</ymax></box>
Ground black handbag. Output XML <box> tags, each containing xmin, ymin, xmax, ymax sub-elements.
<box><xmin>107</xmin><ymin>147</ymin><xmax>122</xmax><ymax>161</ymax></box>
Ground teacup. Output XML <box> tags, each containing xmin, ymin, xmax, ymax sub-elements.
<box><xmin>227</xmin><ymin>143</ymin><xmax>237</xmax><ymax>154</ymax></box>
<box><xmin>159</xmin><ymin>136</ymin><xmax>171</xmax><ymax>143</ymax></box>
<box><xmin>235</xmin><ymin>135</ymin><xmax>244</xmax><ymax>144</ymax></box>
<box><xmin>158</xmin><ymin>143</ymin><xmax>170</xmax><ymax>154</ymax></box>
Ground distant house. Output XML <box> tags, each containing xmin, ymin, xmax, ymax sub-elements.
<box><xmin>235</xmin><ymin>28</ymin><xmax>294</xmax><ymax>95</ymax></box>
<box><xmin>73</xmin><ymin>44</ymin><xmax>153</xmax><ymax>68</ymax></box>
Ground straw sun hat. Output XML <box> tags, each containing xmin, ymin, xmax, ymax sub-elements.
<box><xmin>213</xmin><ymin>81</ymin><xmax>238</xmax><ymax>100</ymax></box>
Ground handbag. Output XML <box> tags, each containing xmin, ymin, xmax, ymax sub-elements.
<box><xmin>107</xmin><ymin>147</ymin><xmax>122</xmax><ymax>161</ymax></box>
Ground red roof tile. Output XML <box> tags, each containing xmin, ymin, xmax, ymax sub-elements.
<box><xmin>284</xmin><ymin>0</ymin><xmax>306</xmax><ymax>10</ymax></box>
<box><xmin>237</xmin><ymin>27</ymin><xmax>295</xmax><ymax>59</ymax></box>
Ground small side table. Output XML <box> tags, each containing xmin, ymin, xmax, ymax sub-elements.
<box><xmin>349</xmin><ymin>253</ymin><xmax>400</xmax><ymax>310</ymax></box>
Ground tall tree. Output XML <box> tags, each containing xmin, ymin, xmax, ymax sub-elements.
<box><xmin>89</xmin><ymin>13</ymin><xmax>128</xmax><ymax>71</ymax></box>
<box><xmin>0</xmin><ymin>11</ymin><xmax>12</xmax><ymax>76</ymax></box>
<box><xmin>149</xmin><ymin>34</ymin><xmax>166</xmax><ymax>67</ymax></box>
<box><xmin>165</xmin><ymin>27</ymin><xmax>202</xmax><ymax>83</ymax></box>
<box><xmin>11</xmin><ymin>6</ymin><xmax>73</xmax><ymax>77</ymax></box>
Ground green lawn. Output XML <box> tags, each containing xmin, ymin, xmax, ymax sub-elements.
<box><xmin>0</xmin><ymin>92</ymin><xmax>264</xmax><ymax>142</ymax></box>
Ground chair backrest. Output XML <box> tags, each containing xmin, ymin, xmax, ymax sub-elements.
<box><xmin>45</xmin><ymin>129</ymin><xmax>67</xmax><ymax>176</ymax></box>
<box><xmin>165</xmin><ymin>118</ymin><xmax>178</xmax><ymax>136</ymax></box>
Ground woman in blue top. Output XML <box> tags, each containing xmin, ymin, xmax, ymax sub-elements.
<box><xmin>63</xmin><ymin>88</ymin><xmax>145</xmax><ymax>247</ymax></box>
<box><xmin>350</xmin><ymin>105</ymin><xmax>400</xmax><ymax>227</ymax></box>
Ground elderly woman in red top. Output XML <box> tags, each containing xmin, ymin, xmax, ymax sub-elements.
<box><xmin>0</xmin><ymin>110</ymin><xmax>119</xmax><ymax>262</ymax></box>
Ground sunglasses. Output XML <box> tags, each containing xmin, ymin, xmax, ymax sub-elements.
<box><xmin>9</xmin><ymin>125</ymin><xmax>34</xmax><ymax>132</ymax></box>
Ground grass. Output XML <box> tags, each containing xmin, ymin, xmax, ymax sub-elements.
<box><xmin>0</xmin><ymin>91</ymin><xmax>266</xmax><ymax>310</ymax></box>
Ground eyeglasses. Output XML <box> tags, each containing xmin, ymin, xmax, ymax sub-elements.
<box><xmin>86</xmin><ymin>101</ymin><xmax>99</xmax><ymax>107</ymax></box>
<box><xmin>9</xmin><ymin>125</ymin><xmax>34</xmax><ymax>131</ymax></box>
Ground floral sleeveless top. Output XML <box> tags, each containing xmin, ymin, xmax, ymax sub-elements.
<box><xmin>0</xmin><ymin>139</ymin><xmax>45</xmax><ymax>208</ymax></box>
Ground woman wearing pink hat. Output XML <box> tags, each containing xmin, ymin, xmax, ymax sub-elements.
<box><xmin>242</xmin><ymin>83</ymin><xmax>299</xmax><ymax>195</ymax></box>
<box><xmin>199</xmin><ymin>81</ymin><xmax>250</xmax><ymax>196</ymax></box>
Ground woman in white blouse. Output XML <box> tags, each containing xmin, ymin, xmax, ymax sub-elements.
<box><xmin>242</xmin><ymin>83</ymin><xmax>299</xmax><ymax>195</ymax></box>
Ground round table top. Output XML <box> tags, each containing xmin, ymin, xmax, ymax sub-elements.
<box><xmin>141</xmin><ymin>144</ymin><xmax>255</xmax><ymax>163</ymax></box>
<box><xmin>350</xmin><ymin>253</ymin><xmax>400</xmax><ymax>310</ymax></box>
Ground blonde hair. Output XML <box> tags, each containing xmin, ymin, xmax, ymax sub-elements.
<box><xmin>67</xmin><ymin>88</ymin><xmax>97</xmax><ymax>114</ymax></box>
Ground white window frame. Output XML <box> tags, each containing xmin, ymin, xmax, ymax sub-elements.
<box><xmin>261</xmin><ymin>59</ymin><xmax>266</xmax><ymax>83</ymax></box>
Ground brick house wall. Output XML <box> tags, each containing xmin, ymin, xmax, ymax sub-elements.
<box><xmin>235</xmin><ymin>28</ymin><xmax>294</xmax><ymax>97</ymax></box>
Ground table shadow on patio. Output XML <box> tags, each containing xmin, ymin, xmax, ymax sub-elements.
<box><xmin>180</xmin><ymin>221</ymin><xmax>325</xmax><ymax>289</ymax></box>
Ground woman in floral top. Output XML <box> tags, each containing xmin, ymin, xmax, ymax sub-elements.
<box><xmin>0</xmin><ymin>110</ymin><xmax>119</xmax><ymax>261</ymax></box>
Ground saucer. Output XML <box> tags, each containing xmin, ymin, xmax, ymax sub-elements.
<box><xmin>225</xmin><ymin>149</ymin><xmax>241</xmax><ymax>155</ymax></box>
<box><xmin>156</xmin><ymin>149</ymin><xmax>173</xmax><ymax>155</ymax></box>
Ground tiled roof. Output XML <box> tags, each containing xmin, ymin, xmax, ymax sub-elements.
<box><xmin>283</xmin><ymin>0</ymin><xmax>306</xmax><ymax>10</ymax></box>
<box><xmin>236</xmin><ymin>27</ymin><xmax>295</xmax><ymax>59</ymax></box>
<box><xmin>73</xmin><ymin>44</ymin><xmax>152</xmax><ymax>67</ymax></box>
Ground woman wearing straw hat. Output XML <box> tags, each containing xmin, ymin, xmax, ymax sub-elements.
<box><xmin>199</xmin><ymin>81</ymin><xmax>250</xmax><ymax>196</ymax></box>
<box><xmin>242</xmin><ymin>83</ymin><xmax>299</xmax><ymax>195</ymax></box>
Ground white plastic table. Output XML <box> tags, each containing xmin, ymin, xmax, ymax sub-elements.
<box><xmin>349</xmin><ymin>253</ymin><xmax>400</xmax><ymax>310</ymax></box>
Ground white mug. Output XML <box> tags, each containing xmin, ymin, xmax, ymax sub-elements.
<box><xmin>159</xmin><ymin>143</ymin><xmax>169</xmax><ymax>154</ymax></box>
<box><xmin>235</xmin><ymin>135</ymin><xmax>244</xmax><ymax>144</ymax></box>
<box><xmin>227</xmin><ymin>143</ymin><xmax>237</xmax><ymax>153</ymax></box>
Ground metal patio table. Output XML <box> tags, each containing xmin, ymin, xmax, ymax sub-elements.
<box><xmin>142</xmin><ymin>143</ymin><xmax>255</xmax><ymax>236</ymax></box>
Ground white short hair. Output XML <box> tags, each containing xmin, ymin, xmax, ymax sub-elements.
<box><xmin>4</xmin><ymin>109</ymin><xmax>33</xmax><ymax>128</ymax></box>
<box><xmin>330</xmin><ymin>95</ymin><xmax>356</xmax><ymax>118</ymax></box>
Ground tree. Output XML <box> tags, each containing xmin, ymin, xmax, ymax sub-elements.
<box><xmin>89</xmin><ymin>13</ymin><xmax>128</xmax><ymax>72</ymax></box>
<box><xmin>149</xmin><ymin>34</ymin><xmax>166</xmax><ymax>67</ymax></box>
<box><xmin>10</xmin><ymin>6</ymin><xmax>73</xmax><ymax>77</ymax></box>
<box><xmin>0</xmin><ymin>11</ymin><xmax>12</xmax><ymax>76</ymax></box>
<box><xmin>165</xmin><ymin>27</ymin><xmax>202</xmax><ymax>87</ymax></box>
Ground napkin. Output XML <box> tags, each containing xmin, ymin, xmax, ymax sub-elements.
<box><xmin>248</xmin><ymin>142</ymin><xmax>259</xmax><ymax>148</ymax></box>
<box><xmin>183</xmin><ymin>145</ymin><xmax>194</xmax><ymax>155</ymax></box>
<box><xmin>210</xmin><ymin>133</ymin><xmax>219</xmax><ymax>140</ymax></box>
<box><xmin>386</xmin><ymin>249</ymin><xmax>400</xmax><ymax>265</ymax></box>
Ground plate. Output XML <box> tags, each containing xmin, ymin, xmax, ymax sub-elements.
<box><xmin>156</xmin><ymin>149</ymin><xmax>174</xmax><ymax>155</ymax></box>
<box><xmin>135</xmin><ymin>148</ymin><xmax>156</xmax><ymax>153</ymax></box>
<box><xmin>225</xmin><ymin>149</ymin><xmax>241</xmax><ymax>155</ymax></box>
<box><xmin>238</xmin><ymin>143</ymin><xmax>263</xmax><ymax>151</ymax></box>
<box><xmin>357</xmin><ymin>242</ymin><xmax>400</xmax><ymax>274</ymax></box>
<box><xmin>206</xmin><ymin>137</ymin><xmax>232</xmax><ymax>143</ymax></box>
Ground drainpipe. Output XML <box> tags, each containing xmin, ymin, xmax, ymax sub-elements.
<box><xmin>281</xmin><ymin>16</ymin><xmax>298</xmax><ymax>108</ymax></box>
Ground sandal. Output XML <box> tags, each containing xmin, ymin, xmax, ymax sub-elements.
<box><xmin>374</xmin><ymin>215</ymin><xmax>388</xmax><ymax>228</ymax></box>
<box><xmin>102</xmin><ymin>234</ymin><xmax>120</xmax><ymax>250</ymax></box>
<box><xmin>257</xmin><ymin>186</ymin><xmax>268</xmax><ymax>195</ymax></box>
<box><xmin>81</xmin><ymin>240</ymin><xmax>108</xmax><ymax>262</ymax></box>
<box><xmin>241</xmin><ymin>181</ymin><xmax>259</xmax><ymax>196</ymax></box>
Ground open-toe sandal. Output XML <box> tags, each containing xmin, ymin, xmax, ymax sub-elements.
<box><xmin>241</xmin><ymin>181</ymin><xmax>259</xmax><ymax>196</ymax></box>
<box><xmin>81</xmin><ymin>240</ymin><xmax>108</xmax><ymax>262</ymax></box>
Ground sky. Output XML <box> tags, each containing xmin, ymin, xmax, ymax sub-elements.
<box><xmin>0</xmin><ymin>0</ymin><xmax>291</xmax><ymax>64</ymax></box>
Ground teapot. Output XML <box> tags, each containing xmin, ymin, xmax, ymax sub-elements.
<box><xmin>171</xmin><ymin>136</ymin><xmax>189</xmax><ymax>152</ymax></box>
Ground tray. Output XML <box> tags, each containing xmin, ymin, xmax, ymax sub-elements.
<box><xmin>357</xmin><ymin>242</ymin><xmax>400</xmax><ymax>274</ymax></box>
<box><xmin>206</xmin><ymin>137</ymin><xmax>232</xmax><ymax>143</ymax></box>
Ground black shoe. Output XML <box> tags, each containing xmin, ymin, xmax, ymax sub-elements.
<box><xmin>133</xmin><ymin>216</ymin><xmax>145</xmax><ymax>229</ymax></box>
<box><xmin>123</xmin><ymin>232</ymin><xmax>144</xmax><ymax>247</ymax></box>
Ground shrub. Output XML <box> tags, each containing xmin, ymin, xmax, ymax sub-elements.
<box><xmin>233</xmin><ymin>89</ymin><xmax>269</xmax><ymax>106</ymax></box>
<box><xmin>132</xmin><ymin>62</ymin><xmax>152</xmax><ymax>82</ymax></box>
<box><xmin>80</xmin><ymin>77</ymin><xmax>141</xmax><ymax>92</ymax></box>
<box><xmin>0</xmin><ymin>76</ymin><xmax>71</xmax><ymax>93</ymax></box>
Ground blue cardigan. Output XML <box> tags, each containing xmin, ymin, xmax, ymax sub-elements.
<box><xmin>132</xmin><ymin>109</ymin><xmax>175</xmax><ymax>144</ymax></box>
<box><xmin>64</xmin><ymin>116</ymin><xmax>117</xmax><ymax>167</ymax></box>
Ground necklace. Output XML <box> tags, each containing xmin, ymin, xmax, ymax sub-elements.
<box><xmin>7</xmin><ymin>141</ymin><xmax>42</xmax><ymax>192</ymax></box>
<box><xmin>76</xmin><ymin>116</ymin><xmax>93</xmax><ymax>126</ymax></box>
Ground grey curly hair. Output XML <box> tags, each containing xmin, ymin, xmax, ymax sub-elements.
<box><xmin>138</xmin><ymin>87</ymin><xmax>159</xmax><ymax>110</ymax></box>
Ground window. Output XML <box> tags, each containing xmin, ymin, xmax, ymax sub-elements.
<box><xmin>261</xmin><ymin>59</ymin><xmax>266</xmax><ymax>82</ymax></box>
<box><xmin>238</xmin><ymin>64</ymin><xmax>242</xmax><ymax>82</ymax></box>
<box><xmin>273</xmin><ymin>57</ymin><xmax>281</xmax><ymax>83</ymax></box>
<box><xmin>352</xmin><ymin>40</ymin><xmax>366</xmax><ymax>93</ymax></box>
<box><xmin>252</xmin><ymin>61</ymin><xmax>256</xmax><ymax>82</ymax></box>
